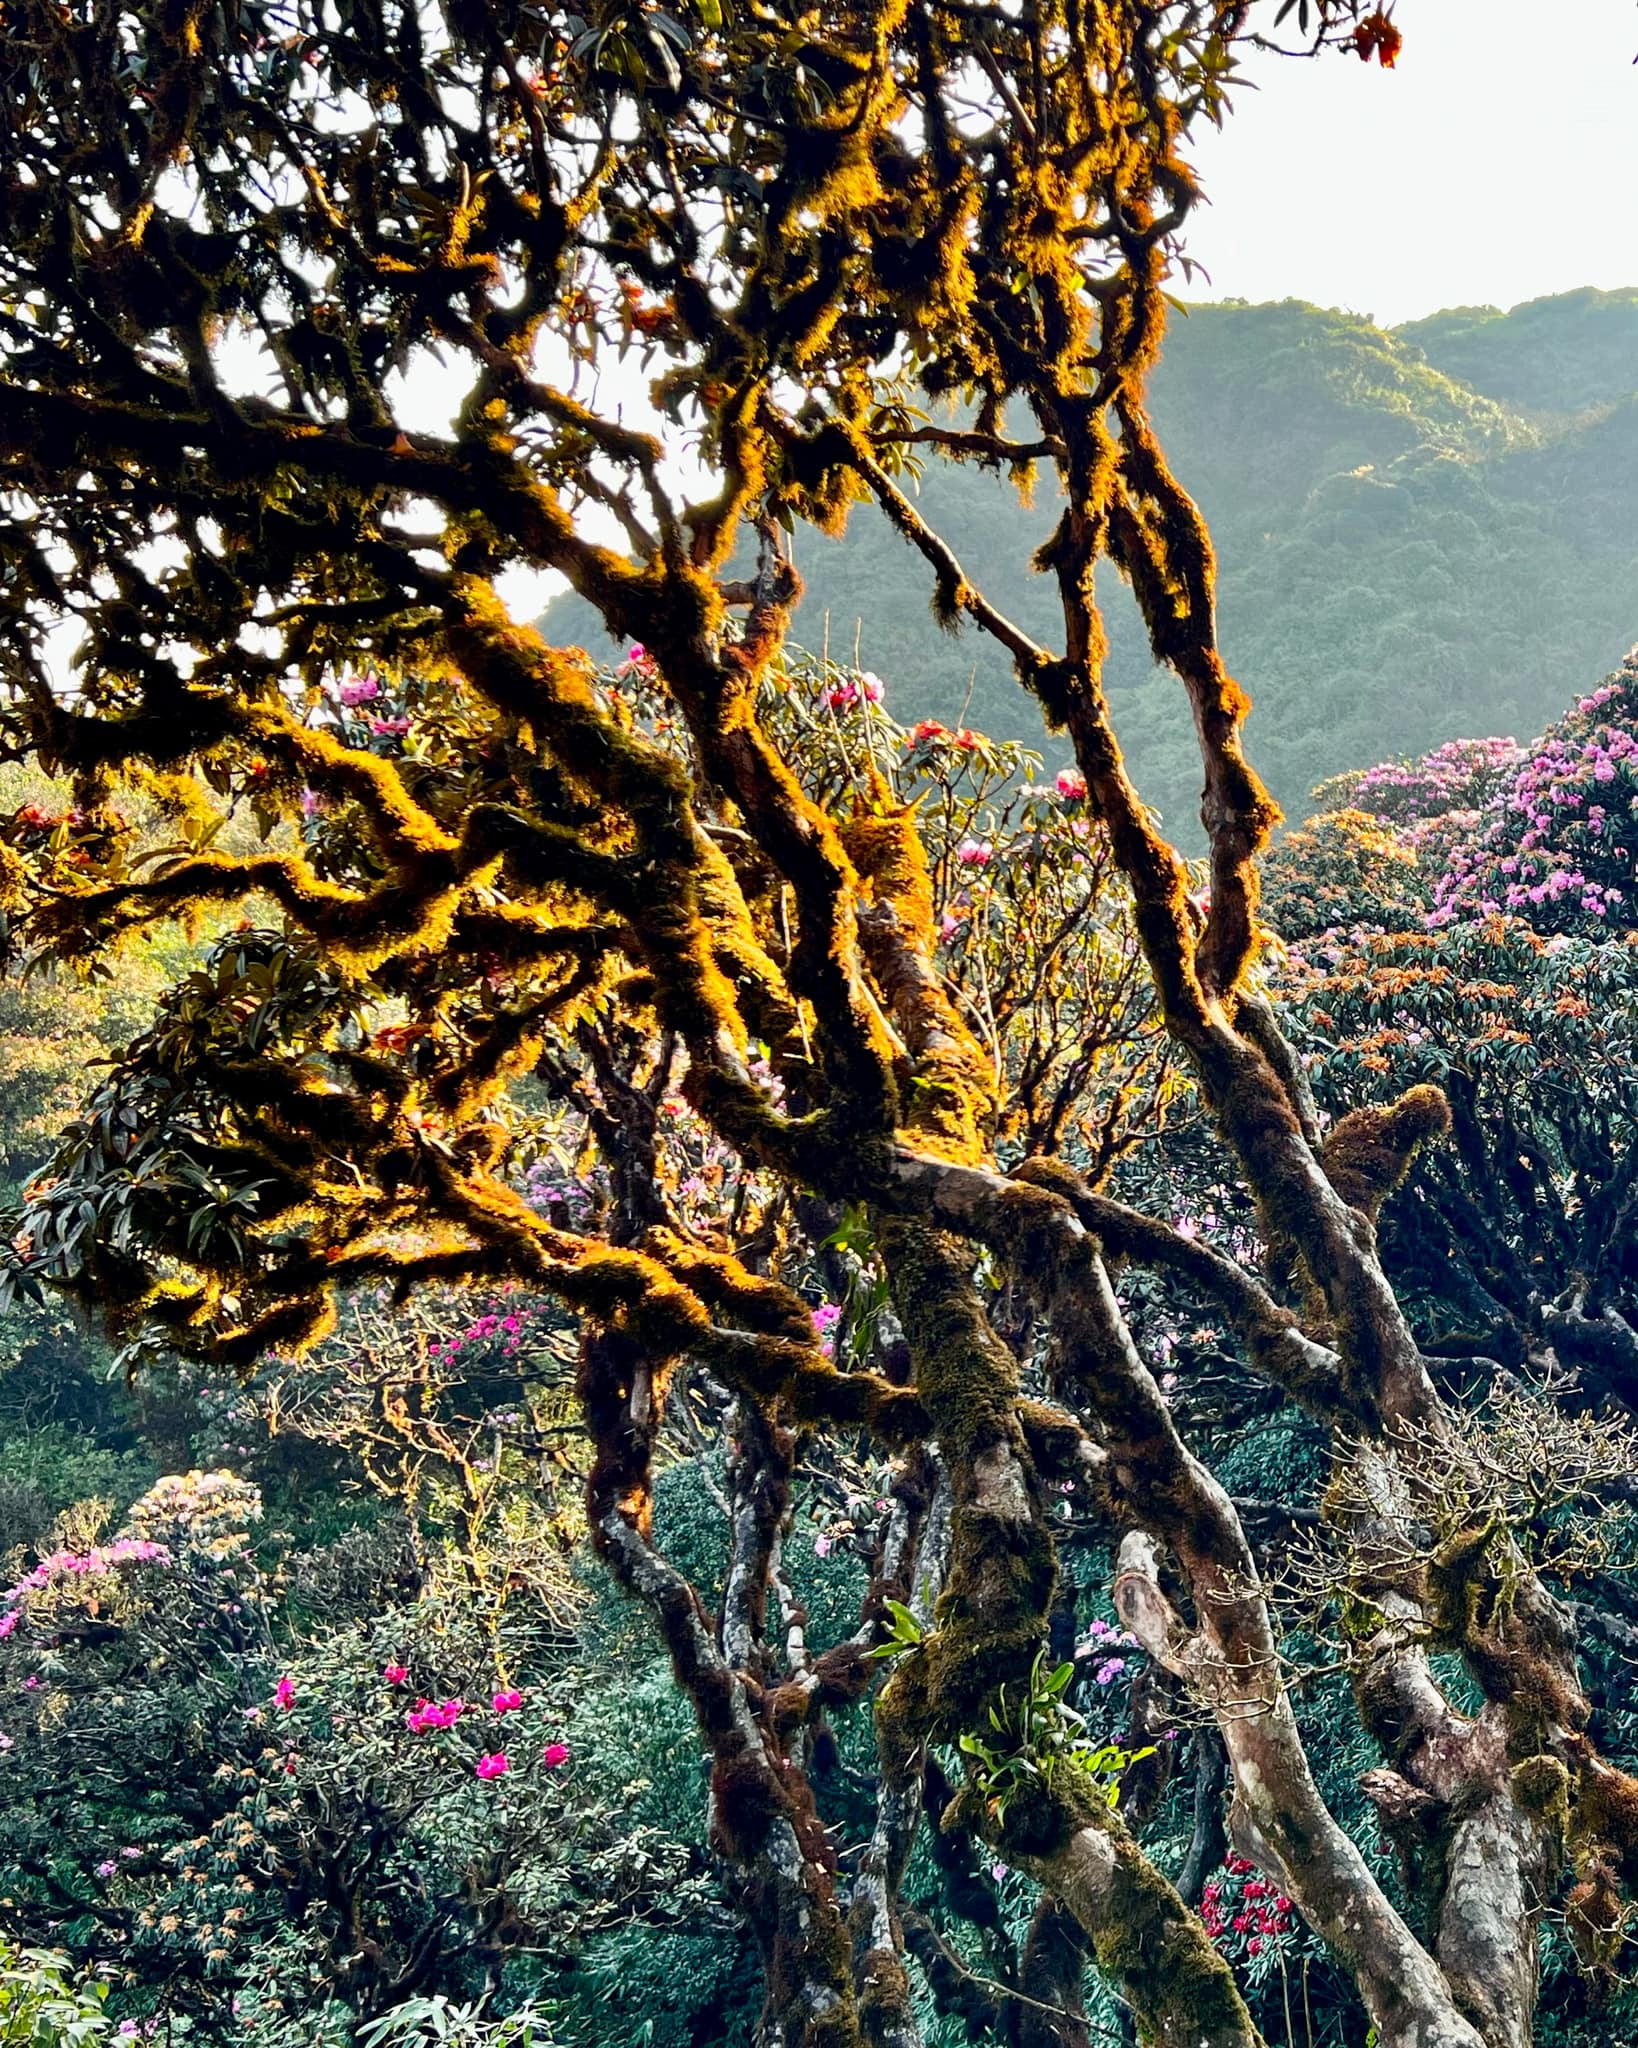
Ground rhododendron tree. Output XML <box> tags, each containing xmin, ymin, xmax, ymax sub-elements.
<box><xmin>1427</xmin><ymin>664</ymin><xmax>1638</xmax><ymax>934</ymax></box>
<box><xmin>1</xmin><ymin>5</ymin><xmax>1634</xmax><ymax>2048</ymax></box>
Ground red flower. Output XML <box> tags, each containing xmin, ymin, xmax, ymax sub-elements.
<box><xmin>382</xmin><ymin>1663</ymin><xmax>409</xmax><ymax>1685</ymax></box>
<box><xmin>1351</xmin><ymin>11</ymin><xmax>1401</xmax><ymax>67</ymax></box>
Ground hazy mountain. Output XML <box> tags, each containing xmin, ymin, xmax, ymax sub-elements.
<box><xmin>544</xmin><ymin>289</ymin><xmax>1638</xmax><ymax>836</ymax></box>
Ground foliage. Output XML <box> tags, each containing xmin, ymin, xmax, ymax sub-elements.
<box><xmin>1259</xmin><ymin>807</ymin><xmax>1427</xmax><ymax>941</ymax></box>
<box><xmin>356</xmin><ymin>1997</ymin><xmax>561</xmax><ymax>2048</ymax></box>
<box><xmin>0</xmin><ymin>1945</ymin><xmax>110</xmax><ymax>2047</ymax></box>
<box><xmin>955</xmin><ymin>1651</ymin><xmax>1153</xmax><ymax>1822</ymax></box>
<box><xmin>1</xmin><ymin>7</ymin><xmax>1636</xmax><ymax>2048</ymax></box>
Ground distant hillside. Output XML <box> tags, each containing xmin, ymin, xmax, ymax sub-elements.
<box><xmin>1399</xmin><ymin>288</ymin><xmax>1638</xmax><ymax>419</ymax></box>
<box><xmin>544</xmin><ymin>289</ymin><xmax>1638</xmax><ymax>838</ymax></box>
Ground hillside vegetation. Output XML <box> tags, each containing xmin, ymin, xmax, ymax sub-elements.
<box><xmin>547</xmin><ymin>287</ymin><xmax>1638</xmax><ymax>835</ymax></box>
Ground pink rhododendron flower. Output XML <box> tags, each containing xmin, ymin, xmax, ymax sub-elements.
<box><xmin>273</xmin><ymin>1676</ymin><xmax>297</xmax><ymax>1711</ymax></box>
<box><xmin>337</xmin><ymin>676</ymin><xmax>380</xmax><ymax>706</ymax></box>
<box><xmin>475</xmin><ymin>1752</ymin><xmax>510</xmax><ymax>1780</ymax></box>
<box><xmin>1054</xmin><ymin>767</ymin><xmax>1087</xmax><ymax>801</ymax></box>
<box><xmin>406</xmin><ymin>1696</ymin><xmax>466</xmax><ymax>1732</ymax></box>
<box><xmin>542</xmin><ymin>1741</ymin><xmax>570</xmax><ymax>1768</ymax></box>
<box><xmin>383</xmin><ymin>1663</ymin><xmax>409</xmax><ymax>1685</ymax></box>
<box><xmin>491</xmin><ymin>1689</ymin><xmax>523</xmax><ymax>1713</ymax></box>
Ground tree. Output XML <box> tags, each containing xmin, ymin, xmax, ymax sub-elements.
<box><xmin>1270</xmin><ymin>660</ymin><xmax>1638</xmax><ymax>1412</ymax></box>
<box><xmin>1</xmin><ymin>5</ymin><xmax>1633</xmax><ymax>2047</ymax></box>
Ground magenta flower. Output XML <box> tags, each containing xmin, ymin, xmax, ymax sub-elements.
<box><xmin>491</xmin><ymin>1689</ymin><xmax>523</xmax><ymax>1714</ymax></box>
<box><xmin>337</xmin><ymin>676</ymin><xmax>380</xmax><ymax>707</ymax></box>
<box><xmin>96</xmin><ymin>1860</ymin><xmax>117</xmax><ymax>1878</ymax></box>
<box><xmin>1054</xmin><ymin>767</ymin><xmax>1087</xmax><ymax>801</ymax></box>
<box><xmin>382</xmin><ymin>1663</ymin><xmax>410</xmax><ymax>1685</ymax></box>
<box><xmin>405</xmin><ymin>1696</ymin><xmax>466</xmax><ymax>1732</ymax></box>
<box><xmin>542</xmin><ymin>1741</ymin><xmax>570</xmax><ymax>1768</ymax></box>
<box><xmin>475</xmin><ymin>1752</ymin><xmax>510</xmax><ymax>1780</ymax></box>
<box><xmin>273</xmin><ymin>1676</ymin><xmax>297</xmax><ymax>1711</ymax></box>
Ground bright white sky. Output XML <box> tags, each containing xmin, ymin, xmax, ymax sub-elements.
<box><xmin>1182</xmin><ymin>0</ymin><xmax>1638</xmax><ymax>326</ymax></box>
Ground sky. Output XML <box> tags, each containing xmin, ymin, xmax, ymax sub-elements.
<box><xmin>1181</xmin><ymin>0</ymin><xmax>1638</xmax><ymax>327</ymax></box>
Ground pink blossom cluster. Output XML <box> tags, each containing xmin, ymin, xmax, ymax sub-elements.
<box><xmin>824</xmin><ymin>670</ymin><xmax>885</xmax><ymax>711</ymax></box>
<box><xmin>0</xmin><ymin>1537</ymin><xmax>171</xmax><ymax>1632</ymax></box>
<box><xmin>1348</xmin><ymin>735</ymin><xmax>1526</xmax><ymax>826</ymax></box>
<box><xmin>522</xmin><ymin>1161</ymin><xmax>596</xmax><ymax>1223</ymax></box>
<box><xmin>328</xmin><ymin>672</ymin><xmax>414</xmax><ymax>742</ymax></box>
<box><xmin>1200</xmin><ymin>1855</ymin><xmax>1294</xmax><ymax>1957</ymax></box>
<box><xmin>405</xmin><ymin>1696</ymin><xmax>467</xmax><ymax>1731</ymax></box>
<box><xmin>428</xmin><ymin>1300</ymin><xmax>533</xmax><ymax>1359</ymax></box>
<box><xmin>1079</xmin><ymin>1616</ymin><xmax>1139</xmax><ymax>1684</ymax></box>
<box><xmin>1427</xmin><ymin>702</ymin><xmax>1638</xmax><ymax>933</ymax></box>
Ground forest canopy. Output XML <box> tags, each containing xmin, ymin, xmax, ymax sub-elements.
<box><xmin>1</xmin><ymin>7</ymin><xmax>1637</xmax><ymax>2048</ymax></box>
